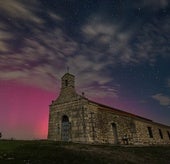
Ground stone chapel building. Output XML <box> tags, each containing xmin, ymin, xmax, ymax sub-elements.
<box><xmin>48</xmin><ymin>72</ymin><xmax>170</xmax><ymax>145</ymax></box>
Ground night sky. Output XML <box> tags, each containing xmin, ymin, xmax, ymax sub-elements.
<box><xmin>0</xmin><ymin>0</ymin><xmax>170</xmax><ymax>139</ymax></box>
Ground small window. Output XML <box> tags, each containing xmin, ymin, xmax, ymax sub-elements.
<box><xmin>167</xmin><ymin>131</ymin><xmax>170</xmax><ymax>140</ymax></box>
<box><xmin>147</xmin><ymin>127</ymin><xmax>153</xmax><ymax>138</ymax></box>
<box><xmin>65</xmin><ymin>80</ymin><xmax>68</xmax><ymax>86</ymax></box>
<box><xmin>159</xmin><ymin>129</ymin><xmax>163</xmax><ymax>139</ymax></box>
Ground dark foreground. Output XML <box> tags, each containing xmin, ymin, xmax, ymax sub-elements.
<box><xmin>0</xmin><ymin>140</ymin><xmax>170</xmax><ymax>164</ymax></box>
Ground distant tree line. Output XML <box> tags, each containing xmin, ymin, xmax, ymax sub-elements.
<box><xmin>0</xmin><ymin>132</ymin><xmax>2</xmax><ymax>139</ymax></box>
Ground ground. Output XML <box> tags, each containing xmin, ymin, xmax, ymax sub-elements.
<box><xmin>0</xmin><ymin>140</ymin><xmax>170</xmax><ymax>164</ymax></box>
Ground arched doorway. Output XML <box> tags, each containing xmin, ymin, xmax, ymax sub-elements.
<box><xmin>61</xmin><ymin>115</ymin><xmax>70</xmax><ymax>141</ymax></box>
<box><xmin>111</xmin><ymin>123</ymin><xmax>118</xmax><ymax>144</ymax></box>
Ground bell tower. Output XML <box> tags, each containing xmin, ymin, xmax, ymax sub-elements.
<box><xmin>55</xmin><ymin>72</ymin><xmax>77</xmax><ymax>103</ymax></box>
<box><xmin>61</xmin><ymin>73</ymin><xmax>75</xmax><ymax>90</ymax></box>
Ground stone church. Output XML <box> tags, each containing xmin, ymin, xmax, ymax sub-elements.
<box><xmin>48</xmin><ymin>72</ymin><xmax>170</xmax><ymax>145</ymax></box>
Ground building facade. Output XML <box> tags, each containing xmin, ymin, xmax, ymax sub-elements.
<box><xmin>48</xmin><ymin>73</ymin><xmax>170</xmax><ymax>145</ymax></box>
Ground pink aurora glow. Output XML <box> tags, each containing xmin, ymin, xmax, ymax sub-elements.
<box><xmin>0</xmin><ymin>80</ymin><xmax>56</xmax><ymax>139</ymax></box>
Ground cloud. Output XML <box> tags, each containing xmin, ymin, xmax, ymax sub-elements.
<box><xmin>81</xmin><ymin>16</ymin><xmax>136</xmax><ymax>64</ymax></box>
<box><xmin>82</xmin><ymin>14</ymin><xmax>170</xmax><ymax>67</ymax></box>
<box><xmin>0</xmin><ymin>65</ymin><xmax>58</xmax><ymax>91</ymax></box>
<box><xmin>0</xmin><ymin>1</ymin><xmax>44</xmax><ymax>53</ymax></box>
<box><xmin>20</xmin><ymin>65</ymin><xmax>58</xmax><ymax>91</ymax></box>
<box><xmin>168</xmin><ymin>79</ymin><xmax>170</xmax><ymax>88</ymax></box>
<box><xmin>152</xmin><ymin>93</ymin><xmax>170</xmax><ymax>106</ymax></box>
<box><xmin>0</xmin><ymin>1</ymin><xmax>169</xmax><ymax>95</ymax></box>
<box><xmin>0</xmin><ymin>71</ymin><xmax>27</xmax><ymax>80</ymax></box>
<box><xmin>134</xmin><ymin>18</ymin><xmax>170</xmax><ymax>62</ymax></box>
<box><xmin>79</xmin><ymin>85</ymin><xmax>118</xmax><ymax>99</ymax></box>
<box><xmin>48</xmin><ymin>12</ymin><xmax>63</xmax><ymax>22</ymax></box>
<box><xmin>0</xmin><ymin>22</ymin><xmax>117</xmax><ymax>92</ymax></box>
<box><xmin>0</xmin><ymin>27</ymin><xmax>79</xmax><ymax>91</ymax></box>
<box><xmin>82</xmin><ymin>15</ymin><xmax>130</xmax><ymax>45</ymax></box>
<box><xmin>0</xmin><ymin>23</ymin><xmax>14</xmax><ymax>52</ymax></box>
<box><xmin>82</xmin><ymin>19</ymin><xmax>117</xmax><ymax>43</ymax></box>
<box><xmin>0</xmin><ymin>31</ymin><xmax>12</xmax><ymax>40</ymax></box>
<box><xmin>0</xmin><ymin>42</ymin><xmax>9</xmax><ymax>52</ymax></box>
<box><xmin>133</xmin><ymin>0</ymin><xmax>169</xmax><ymax>10</ymax></box>
<box><xmin>0</xmin><ymin>0</ymin><xmax>43</xmax><ymax>24</ymax></box>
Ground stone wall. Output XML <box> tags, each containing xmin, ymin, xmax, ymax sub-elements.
<box><xmin>86</xmin><ymin>103</ymin><xmax>138</xmax><ymax>144</ymax></box>
<box><xmin>48</xmin><ymin>98</ymin><xmax>89</xmax><ymax>142</ymax></box>
<box><xmin>134</xmin><ymin>120</ymin><xmax>170</xmax><ymax>145</ymax></box>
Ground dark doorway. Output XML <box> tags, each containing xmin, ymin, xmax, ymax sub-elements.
<box><xmin>61</xmin><ymin>115</ymin><xmax>70</xmax><ymax>141</ymax></box>
<box><xmin>111</xmin><ymin>123</ymin><xmax>118</xmax><ymax>144</ymax></box>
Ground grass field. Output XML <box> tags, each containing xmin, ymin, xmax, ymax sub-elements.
<box><xmin>0</xmin><ymin>140</ymin><xmax>170</xmax><ymax>164</ymax></box>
